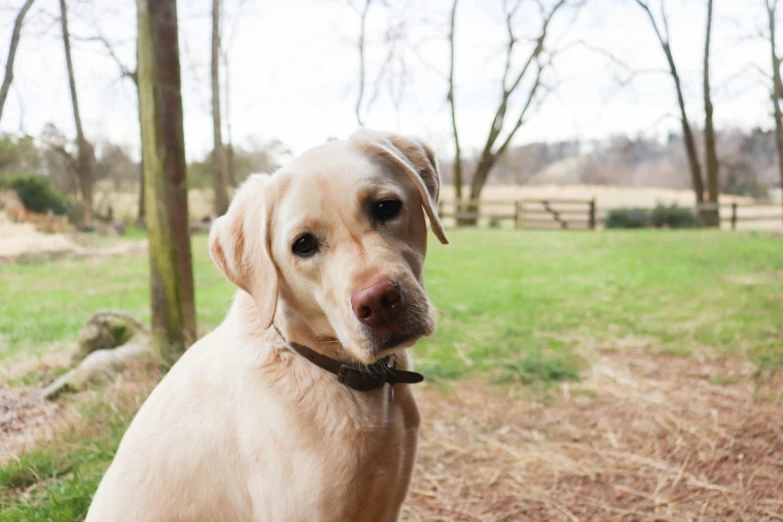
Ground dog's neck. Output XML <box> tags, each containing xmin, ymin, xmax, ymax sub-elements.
<box><xmin>234</xmin><ymin>290</ymin><xmax>353</xmax><ymax>363</ymax></box>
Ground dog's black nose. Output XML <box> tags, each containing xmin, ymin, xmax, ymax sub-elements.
<box><xmin>351</xmin><ymin>280</ymin><xmax>401</xmax><ymax>328</ymax></box>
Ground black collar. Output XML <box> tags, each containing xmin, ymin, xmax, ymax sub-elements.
<box><xmin>273</xmin><ymin>326</ymin><xmax>424</xmax><ymax>392</ymax></box>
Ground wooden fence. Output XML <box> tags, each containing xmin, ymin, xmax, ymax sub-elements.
<box><xmin>696</xmin><ymin>202</ymin><xmax>783</xmax><ymax>229</ymax></box>
<box><xmin>518</xmin><ymin>198</ymin><xmax>596</xmax><ymax>229</ymax></box>
<box><xmin>437</xmin><ymin>199</ymin><xmax>782</xmax><ymax>230</ymax></box>
<box><xmin>436</xmin><ymin>198</ymin><xmax>595</xmax><ymax>229</ymax></box>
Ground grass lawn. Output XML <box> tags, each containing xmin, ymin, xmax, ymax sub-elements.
<box><xmin>1</xmin><ymin>229</ymin><xmax>782</xmax><ymax>520</ymax></box>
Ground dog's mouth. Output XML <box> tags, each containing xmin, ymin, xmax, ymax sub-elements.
<box><xmin>377</xmin><ymin>328</ymin><xmax>421</xmax><ymax>351</ymax></box>
<box><xmin>364</xmin><ymin>308</ymin><xmax>435</xmax><ymax>357</ymax></box>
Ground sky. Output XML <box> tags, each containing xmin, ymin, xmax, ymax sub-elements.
<box><xmin>0</xmin><ymin>0</ymin><xmax>774</xmax><ymax>161</ymax></box>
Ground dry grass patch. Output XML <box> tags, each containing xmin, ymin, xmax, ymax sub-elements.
<box><xmin>404</xmin><ymin>350</ymin><xmax>783</xmax><ymax>521</ymax></box>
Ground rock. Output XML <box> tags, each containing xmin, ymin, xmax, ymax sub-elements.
<box><xmin>43</xmin><ymin>342</ymin><xmax>149</xmax><ymax>400</ymax></box>
<box><xmin>72</xmin><ymin>311</ymin><xmax>149</xmax><ymax>365</ymax></box>
<box><xmin>43</xmin><ymin>311</ymin><xmax>152</xmax><ymax>401</ymax></box>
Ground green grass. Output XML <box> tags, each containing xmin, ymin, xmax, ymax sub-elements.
<box><xmin>416</xmin><ymin>229</ymin><xmax>783</xmax><ymax>380</ymax></box>
<box><xmin>0</xmin><ymin>399</ymin><xmax>130</xmax><ymax>522</ymax></box>
<box><xmin>1</xmin><ymin>229</ymin><xmax>782</xmax><ymax>520</ymax></box>
<box><xmin>0</xmin><ymin>231</ymin><xmax>233</xmax><ymax>363</ymax></box>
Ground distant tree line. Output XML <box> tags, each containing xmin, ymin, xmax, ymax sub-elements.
<box><xmin>0</xmin><ymin>131</ymin><xmax>290</xmax><ymax>221</ymax></box>
<box><xmin>438</xmin><ymin>128</ymin><xmax>781</xmax><ymax>200</ymax></box>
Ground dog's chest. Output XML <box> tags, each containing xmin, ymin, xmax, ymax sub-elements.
<box><xmin>247</xmin><ymin>384</ymin><xmax>414</xmax><ymax>521</ymax></box>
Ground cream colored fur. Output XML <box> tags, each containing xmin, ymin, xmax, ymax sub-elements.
<box><xmin>85</xmin><ymin>129</ymin><xmax>447</xmax><ymax>522</ymax></box>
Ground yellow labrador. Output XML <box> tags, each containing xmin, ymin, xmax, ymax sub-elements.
<box><xmin>86</xmin><ymin>129</ymin><xmax>448</xmax><ymax>522</ymax></box>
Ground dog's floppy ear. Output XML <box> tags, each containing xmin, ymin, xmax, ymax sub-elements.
<box><xmin>350</xmin><ymin>129</ymin><xmax>449</xmax><ymax>245</ymax></box>
<box><xmin>209</xmin><ymin>174</ymin><xmax>278</xmax><ymax>328</ymax></box>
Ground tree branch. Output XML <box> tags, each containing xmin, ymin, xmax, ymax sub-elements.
<box><xmin>633</xmin><ymin>0</ymin><xmax>667</xmax><ymax>47</ymax></box>
<box><xmin>59</xmin><ymin>0</ymin><xmax>85</xmax><ymax>140</ymax></box>
<box><xmin>574</xmin><ymin>39</ymin><xmax>669</xmax><ymax>86</ymax></box>
<box><xmin>73</xmin><ymin>34</ymin><xmax>137</xmax><ymax>84</ymax></box>
<box><xmin>0</xmin><ymin>0</ymin><xmax>37</xmax><ymax>124</ymax></box>
<box><xmin>354</xmin><ymin>0</ymin><xmax>372</xmax><ymax>126</ymax></box>
<box><xmin>479</xmin><ymin>0</ymin><xmax>567</xmax><ymax>161</ymax></box>
<box><xmin>496</xmin><ymin>58</ymin><xmax>546</xmax><ymax>157</ymax></box>
<box><xmin>500</xmin><ymin>0</ymin><xmax>523</xmax><ymax>90</ymax></box>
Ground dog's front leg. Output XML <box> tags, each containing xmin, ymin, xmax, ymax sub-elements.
<box><xmin>384</xmin><ymin>385</ymin><xmax>421</xmax><ymax>522</ymax></box>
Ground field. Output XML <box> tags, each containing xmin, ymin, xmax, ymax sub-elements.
<box><xmin>1</xmin><ymin>229</ymin><xmax>782</xmax><ymax>521</ymax></box>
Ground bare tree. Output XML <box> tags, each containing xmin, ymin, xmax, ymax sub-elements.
<box><xmin>220</xmin><ymin>0</ymin><xmax>247</xmax><ymax>188</ymax></box>
<box><xmin>82</xmin><ymin>33</ymin><xmax>146</xmax><ymax>226</ymax></box>
<box><xmin>347</xmin><ymin>0</ymin><xmax>407</xmax><ymax>126</ymax></box>
<box><xmin>702</xmin><ymin>0</ymin><xmax>719</xmax><ymax>226</ymax></box>
<box><xmin>0</xmin><ymin>0</ymin><xmax>36</xmax><ymax>124</ymax></box>
<box><xmin>353</xmin><ymin>0</ymin><xmax>373</xmax><ymax>126</ymax></box>
<box><xmin>211</xmin><ymin>0</ymin><xmax>229</xmax><ymax>216</ymax></box>
<box><xmin>766</xmin><ymin>0</ymin><xmax>783</xmax><ymax>222</ymax></box>
<box><xmin>449</xmin><ymin>0</ymin><xmax>569</xmax><ymax>225</ymax></box>
<box><xmin>59</xmin><ymin>0</ymin><xmax>96</xmax><ymax>224</ymax></box>
<box><xmin>633</xmin><ymin>0</ymin><xmax>715</xmax><ymax>224</ymax></box>
<box><xmin>136</xmin><ymin>0</ymin><xmax>197</xmax><ymax>361</ymax></box>
<box><xmin>223</xmin><ymin>50</ymin><xmax>235</xmax><ymax>187</ymax></box>
<box><xmin>447</xmin><ymin>0</ymin><xmax>464</xmax><ymax>212</ymax></box>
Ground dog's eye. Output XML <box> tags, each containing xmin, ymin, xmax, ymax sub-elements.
<box><xmin>373</xmin><ymin>199</ymin><xmax>402</xmax><ymax>222</ymax></box>
<box><xmin>292</xmin><ymin>234</ymin><xmax>319</xmax><ymax>257</ymax></box>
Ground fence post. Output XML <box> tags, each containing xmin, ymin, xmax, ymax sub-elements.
<box><xmin>514</xmin><ymin>202</ymin><xmax>520</xmax><ymax>229</ymax></box>
<box><xmin>588</xmin><ymin>198</ymin><xmax>596</xmax><ymax>230</ymax></box>
<box><xmin>731</xmin><ymin>202</ymin><xmax>737</xmax><ymax>230</ymax></box>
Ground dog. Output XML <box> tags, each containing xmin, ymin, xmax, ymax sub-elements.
<box><xmin>85</xmin><ymin>129</ymin><xmax>448</xmax><ymax>522</ymax></box>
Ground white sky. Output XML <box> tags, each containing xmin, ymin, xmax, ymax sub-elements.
<box><xmin>0</xmin><ymin>0</ymin><xmax>774</xmax><ymax>161</ymax></box>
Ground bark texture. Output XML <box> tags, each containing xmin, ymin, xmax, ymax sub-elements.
<box><xmin>702</xmin><ymin>0</ymin><xmax>719</xmax><ymax>227</ymax></box>
<box><xmin>137</xmin><ymin>0</ymin><xmax>197</xmax><ymax>363</ymax></box>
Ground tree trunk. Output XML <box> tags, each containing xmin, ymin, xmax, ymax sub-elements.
<box><xmin>458</xmin><ymin>155</ymin><xmax>496</xmax><ymax>226</ymax></box>
<box><xmin>136</xmin><ymin>38</ymin><xmax>145</xmax><ymax>227</ymax></box>
<box><xmin>447</xmin><ymin>0</ymin><xmax>463</xmax><ymax>221</ymax></box>
<box><xmin>633</xmin><ymin>1</ymin><xmax>707</xmax><ymax>223</ymax></box>
<box><xmin>0</xmin><ymin>0</ymin><xmax>36</xmax><ymax>124</ymax></box>
<box><xmin>224</xmin><ymin>51</ymin><xmax>236</xmax><ymax>187</ymax></box>
<box><xmin>768</xmin><ymin>1</ymin><xmax>783</xmax><ymax>224</ymax></box>
<box><xmin>137</xmin><ymin>161</ymin><xmax>145</xmax><ymax>227</ymax></box>
<box><xmin>211</xmin><ymin>0</ymin><xmax>229</xmax><ymax>216</ymax></box>
<box><xmin>226</xmin><ymin>143</ymin><xmax>236</xmax><ymax>186</ymax></box>
<box><xmin>702</xmin><ymin>0</ymin><xmax>719</xmax><ymax>227</ymax></box>
<box><xmin>59</xmin><ymin>0</ymin><xmax>95</xmax><ymax>224</ymax></box>
<box><xmin>137</xmin><ymin>0</ymin><xmax>197</xmax><ymax>363</ymax></box>
<box><xmin>137</xmin><ymin>90</ymin><xmax>145</xmax><ymax>227</ymax></box>
<box><xmin>663</xmin><ymin>44</ymin><xmax>705</xmax><ymax>208</ymax></box>
<box><xmin>76</xmin><ymin>138</ymin><xmax>95</xmax><ymax>222</ymax></box>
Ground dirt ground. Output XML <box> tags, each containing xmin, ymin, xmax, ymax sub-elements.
<box><xmin>0</xmin><ymin>213</ymin><xmax>79</xmax><ymax>262</ymax></box>
<box><xmin>0</xmin><ymin>212</ymin><xmax>147</xmax><ymax>264</ymax></box>
<box><xmin>403</xmin><ymin>350</ymin><xmax>783</xmax><ymax>521</ymax></box>
<box><xmin>2</xmin><ymin>349</ymin><xmax>782</xmax><ymax>521</ymax></box>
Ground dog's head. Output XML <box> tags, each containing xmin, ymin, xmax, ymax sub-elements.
<box><xmin>209</xmin><ymin>129</ymin><xmax>448</xmax><ymax>363</ymax></box>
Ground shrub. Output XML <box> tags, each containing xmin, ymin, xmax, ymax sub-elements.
<box><xmin>605</xmin><ymin>208</ymin><xmax>650</xmax><ymax>229</ymax></box>
<box><xmin>651</xmin><ymin>204</ymin><xmax>701</xmax><ymax>229</ymax></box>
<box><xmin>1</xmin><ymin>173</ymin><xmax>68</xmax><ymax>215</ymax></box>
